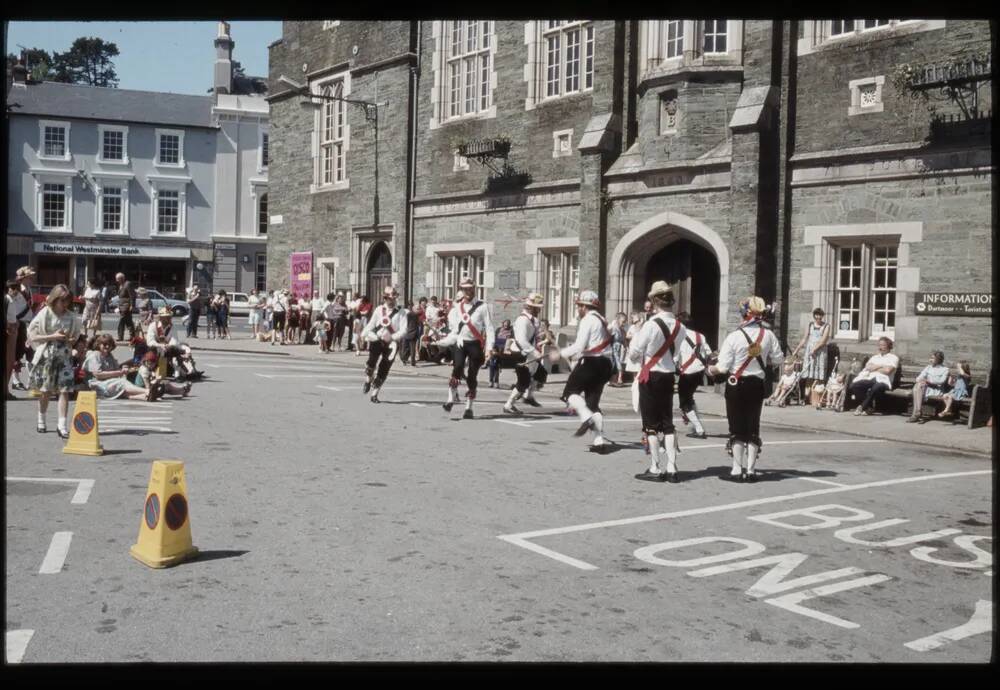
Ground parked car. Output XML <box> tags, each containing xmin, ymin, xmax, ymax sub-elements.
<box><xmin>31</xmin><ymin>287</ymin><xmax>86</xmax><ymax>314</ymax></box>
<box><xmin>228</xmin><ymin>292</ymin><xmax>250</xmax><ymax>317</ymax></box>
<box><xmin>109</xmin><ymin>288</ymin><xmax>189</xmax><ymax>316</ymax></box>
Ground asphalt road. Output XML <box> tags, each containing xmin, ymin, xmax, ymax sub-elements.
<box><xmin>5</xmin><ymin>347</ymin><xmax>993</xmax><ymax>662</ymax></box>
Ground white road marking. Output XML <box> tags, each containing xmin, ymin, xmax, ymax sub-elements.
<box><xmin>409</xmin><ymin>403</ymin><xmax>427</xmax><ymax>408</ymax></box>
<box><xmin>5</xmin><ymin>629</ymin><xmax>34</xmax><ymax>664</ymax></box>
<box><xmin>39</xmin><ymin>531</ymin><xmax>73</xmax><ymax>574</ymax></box>
<box><xmin>102</xmin><ymin>426</ymin><xmax>174</xmax><ymax>433</ymax></box>
<box><xmin>497</xmin><ymin>470</ymin><xmax>992</xmax><ymax>570</ymax></box>
<box><xmin>256</xmin><ymin>373</ymin><xmax>424</xmax><ymax>380</ymax></box>
<box><xmin>904</xmin><ymin>600</ymin><xmax>992</xmax><ymax>651</ymax></box>
<box><xmin>764</xmin><ymin>574</ymin><xmax>894</xmax><ymax>629</ymax></box>
<box><xmin>316</xmin><ymin>385</ymin><xmax>343</xmax><ymax>392</ymax></box>
<box><xmin>6</xmin><ymin>477</ymin><xmax>95</xmax><ymax>505</ymax></box>
<box><xmin>495</xmin><ymin>419</ymin><xmax>532</xmax><ymax>427</ymax></box>
<box><xmin>791</xmin><ymin>477</ymin><xmax>849</xmax><ymax>488</ymax></box>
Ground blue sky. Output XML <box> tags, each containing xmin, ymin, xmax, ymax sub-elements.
<box><xmin>6</xmin><ymin>21</ymin><xmax>282</xmax><ymax>95</ymax></box>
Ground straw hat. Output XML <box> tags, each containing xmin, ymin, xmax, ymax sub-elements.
<box><xmin>15</xmin><ymin>266</ymin><xmax>36</xmax><ymax>278</ymax></box>
<box><xmin>740</xmin><ymin>296</ymin><xmax>767</xmax><ymax>316</ymax></box>
<box><xmin>156</xmin><ymin>306</ymin><xmax>173</xmax><ymax>318</ymax></box>
<box><xmin>136</xmin><ymin>287</ymin><xmax>148</xmax><ymax>295</ymax></box>
<box><xmin>382</xmin><ymin>285</ymin><xmax>398</xmax><ymax>298</ymax></box>
<box><xmin>524</xmin><ymin>292</ymin><xmax>544</xmax><ymax>308</ymax></box>
<box><xmin>575</xmin><ymin>290</ymin><xmax>600</xmax><ymax>308</ymax></box>
<box><xmin>458</xmin><ymin>277</ymin><xmax>476</xmax><ymax>289</ymax></box>
<box><xmin>647</xmin><ymin>280</ymin><xmax>674</xmax><ymax>301</ymax></box>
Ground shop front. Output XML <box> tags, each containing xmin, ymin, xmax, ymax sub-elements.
<box><xmin>32</xmin><ymin>240</ymin><xmax>195</xmax><ymax>299</ymax></box>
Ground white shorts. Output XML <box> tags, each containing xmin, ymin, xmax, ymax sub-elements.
<box><xmin>248</xmin><ymin>312</ymin><xmax>261</xmax><ymax>325</ymax></box>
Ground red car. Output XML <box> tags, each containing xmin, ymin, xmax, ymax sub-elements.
<box><xmin>30</xmin><ymin>288</ymin><xmax>86</xmax><ymax>314</ymax></box>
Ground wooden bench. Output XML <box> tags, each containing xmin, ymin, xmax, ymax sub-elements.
<box><xmin>883</xmin><ymin>368</ymin><xmax>991</xmax><ymax>429</ymax></box>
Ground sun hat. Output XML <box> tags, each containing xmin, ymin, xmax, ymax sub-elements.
<box><xmin>575</xmin><ymin>290</ymin><xmax>600</xmax><ymax>308</ymax></box>
<box><xmin>647</xmin><ymin>280</ymin><xmax>674</xmax><ymax>301</ymax></box>
<box><xmin>156</xmin><ymin>306</ymin><xmax>173</xmax><ymax>318</ymax></box>
<box><xmin>16</xmin><ymin>266</ymin><xmax>37</xmax><ymax>278</ymax></box>
<box><xmin>459</xmin><ymin>277</ymin><xmax>476</xmax><ymax>289</ymax></box>
<box><xmin>524</xmin><ymin>292</ymin><xmax>544</xmax><ymax>308</ymax></box>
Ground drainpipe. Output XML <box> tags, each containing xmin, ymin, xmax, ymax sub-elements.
<box><xmin>404</xmin><ymin>21</ymin><xmax>421</xmax><ymax>302</ymax></box>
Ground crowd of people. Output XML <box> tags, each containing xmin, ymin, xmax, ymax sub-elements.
<box><xmin>5</xmin><ymin>266</ymin><xmax>203</xmax><ymax>439</ymax></box>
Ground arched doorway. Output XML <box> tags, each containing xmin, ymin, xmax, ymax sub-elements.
<box><xmin>608</xmin><ymin>210</ymin><xmax>730</xmax><ymax>350</ymax></box>
<box><xmin>366</xmin><ymin>241</ymin><xmax>392</xmax><ymax>299</ymax></box>
<box><xmin>645</xmin><ymin>239</ymin><xmax>720</xmax><ymax>349</ymax></box>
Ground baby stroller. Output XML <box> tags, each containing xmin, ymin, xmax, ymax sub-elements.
<box><xmin>766</xmin><ymin>359</ymin><xmax>805</xmax><ymax>407</ymax></box>
<box><xmin>815</xmin><ymin>357</ymin><xmax>847</xmax><ymax>412</ymax></box>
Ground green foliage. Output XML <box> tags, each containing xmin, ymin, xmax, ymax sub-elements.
<box><xmin>51</xmin><ymin>37</ymin><xmax>120</xmax><ymax>87</ymax></box>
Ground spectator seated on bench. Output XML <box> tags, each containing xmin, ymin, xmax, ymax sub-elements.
<box><xmin>932</xmin><ymin>361</ymin><xmax>974</xmax><ymax>420</ymax></box>
<box><xmin>848</xmin><ymin>336</ymin><xmax>899</xmax><ymax>416</ymax></box>
<box><xmin>906</xmin><ymin>350</ymin><xmax>950</xmax><ymax>423</ymax></box>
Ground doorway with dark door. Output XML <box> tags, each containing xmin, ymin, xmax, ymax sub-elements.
<box><xmin>366</xmin><ymin>241</ymin><xmax>392</xmax><ymax>299</ymax></box>
<box><xmin>645</xmin><ymin>239</ymin><xmax>720</xmax><ymax>349</ymax></box>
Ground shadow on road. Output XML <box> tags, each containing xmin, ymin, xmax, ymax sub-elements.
<box><xmin>100</xmin><ymin>449</ymin><xmax>144</xmax><ymax>456</ymax></box>
<box><xmin>191</xmin><ymin>549</ymin><xmax>250</xmax><ymax>564</ymax></box>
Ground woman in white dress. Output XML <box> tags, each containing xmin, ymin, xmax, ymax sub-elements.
<box><xmin>27</xmin><ymin>285</ymin><xmax>82</xmax><ymax>438</ymax></box>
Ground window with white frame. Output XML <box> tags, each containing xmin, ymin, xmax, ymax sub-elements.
<box><xmin>258</xmin><ymin>193</ymin><xmax>268</xmax><ymax>235</ymax></box>
<box><xmin>834</xmin><ymin>242</ymin><xmax>897</xmax><ymax>339</ymax></box>
<box><xmin>39</xmin><ymin>120</ymin><xmax>70</xmax><ymax>160</ymax></box>
<box><xmin>317</xmin><ymin>80</ymin><xmax>347</xmax><ymax>187</ymax></box>
<box><xmin>437</xmin><ymin>253</ymin><xmax>485</xmax><ymax>301</ymax></box>
<box><xmin>157</xmin><ymin>190</ymin><xmax>180</xmax><ymax>233</ymax></box>
<box><xmin>541</xmin><ymin>21</ymin><xmax>595</xmax><ymax>99</ymax></box>
<box><xmin>100</xmin><ymin>185</ymin><xmax>124</xmax><ymax>232</ymax></box>
<box><xmin>42</xmin><ymin>182</ymin><xmax>68</xmax><ymax>229</ymax></box>
<box><xmin>703</xmin><ymin>19</ymin><xmax>728</xmax><ymax>53</ymax></box>
<box><xmin>155</xmin><ymin>129</ymin><xmax>185</xmax><ymax>167</ymax></box>
<box><xmin>98</xmin><ymin>125</ymin><xmax>129</xmax><ymax>164</ymax></box>
<box><xmin>542</xmin><ymin>250</ymin><xmax>579</xmax><ymax>326</ymax></box>
<box><xmin>444</xmin><ymin>20</ymin><xmax>494</xmax><ymax>120</ymax></box>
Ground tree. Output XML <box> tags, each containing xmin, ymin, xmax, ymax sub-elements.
<box><xmin>51</xmin><ymin>37</ymin><xmax>119</xmax><ymax>87</ymax></box>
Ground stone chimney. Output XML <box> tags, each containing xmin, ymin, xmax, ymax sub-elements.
<box><xmin>213</xmin><ymin>20</ymin><xmax>235</xmax><ymax>96</ymax></box>
<box><xmin>11</xmin><ymin>54</ymin><xmax>29</xmax><ymax>87</ymax></box>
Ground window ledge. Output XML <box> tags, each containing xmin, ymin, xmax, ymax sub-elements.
<box><xmin>440</xmin><ymin>108</ymin><xmax>497</xmax><ymax>127</ymax></box>
<box><xmin>95</xmin><ymin>230</ymin><xmax>129</xmax><ymax>236</ymax></box>
<box><xmin>535</xmin><ymin>90</ymin><xmax>594</xmax><ymax>108</ymax></box>
<box><xmin>97</xmin><ymin>158</ymin><xmax>130</xmax><ymax>167</ymax></box>
<box><xmin>149</xmin><ymin>232</ymin><xmax>186</xmax><ymax>239</ymax></box>
<box><xmin>153</xmin><ymin>162</ymin><xmax>186</xmax><ymax>170</ymax></box>
<box><xmin>38</xmin><ymin>154</ymin><xmax>72</xmax><ymax>163</ymax></box>
<box><xmin>37</xmin><ymin>228</ymin><xmax>73</xmax><ymax>234</ymax></box>
<box><xmin>638</xmin><ymin>63</ymin><xmax>743</xmax><ymax>94</ymax></box>
<box><xmin>310</xmin><ymin>181</ymin><xmax>350</xmax><ymax>194</ymax></box>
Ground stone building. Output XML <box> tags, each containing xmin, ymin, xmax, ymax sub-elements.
<box><xmin>5</xmin><ymin>21</ymin><xmax>269</xmax><ymax>298</ymax></box>
<box><xmin>267</xmin><ymin>19</ymin><xmax>992</xmax><ymax>367</ymax></box>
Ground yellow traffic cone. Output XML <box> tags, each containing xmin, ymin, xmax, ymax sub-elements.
<box><xmin>130</xmin><ymin>461</ymin><xmax>199</xmax><ymax>568</ymax></box>
<box><xmin>156</xmin><ymin>354</ymin><xmax>169</xmax><ymax>379</ymax></box>
<box><xmin>62</xmin><ymin>390</ymin><xmax>104</xmax><ymax>456</ymax></box>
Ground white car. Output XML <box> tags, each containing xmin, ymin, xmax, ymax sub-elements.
<box><xmin>228</xmin><ymin>292</ymin><xmax>250</xmax><ymax>316</ymax></box>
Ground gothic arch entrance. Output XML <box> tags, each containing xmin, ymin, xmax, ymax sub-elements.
<box><xmin>608</xmin><ymin>211</ymin><xmax>730</xmax><ymax>349</ymax></box>
<box><xmin>366</xmin><ymin>241</ymin><xmax>392</xmax><ymax>299</ymax></box>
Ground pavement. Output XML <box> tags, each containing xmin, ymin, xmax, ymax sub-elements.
<box><xmin>186</xmin><ymin>334</ymin><xmax>994</xmax><ymax>457</ymax></box>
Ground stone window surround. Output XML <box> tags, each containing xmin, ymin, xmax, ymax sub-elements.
<box><xmin>97</xmin><ymin>124</ymin><xmax>130</xmax><ymax>166</ymax></box>
<box><xmin>798</xmin><ymin>20</ymin><xmax>946</xmax><ymax>56</ymax></box>
<box><xmin>91</xmin><ymin>171</ymin><xmax>134</xmax><ymax>235</ymax></box>
<box><xmin>524</xmin><ymin>237</ymin><xmax>581</xmax><ymax>327</ymax></box>
<box><xmin>38</xmin><ymin>120</ymin><xmax>72</xmax><ymax>162</ymax></box>
<box><xmin>310</xmin><ymin>70</ymin><xmax>352</xmax><ymax>193</ymax></box>
<box><xmin>315</xmin><ymin>256</ymin><xmax>340</xmax><ymax>297</ymax></box>
<box><xmin>32</xmin><ymin>170</ymin><xmax>74</xmax><ymax>233</ymax></box>
<box><xmin>147</xmin><ymin>174</ymin><xmax>191</xmax><ymax>238</ymax></box>
<box><xmin>424</xmin><ymin>240</ymin><xmax>495</xmax><ymax>298</ymax></box>
<box><xmin>154</xmin><ymin>128</ymin><xmax>186</xmax><ymax>168</ymax></box>
<box><xmin>258</xmin><ymin>125</ymin><xmax>269</xmax><ymax>173</ymax></box>
<box><xmin>800</xmin><ymin>222</ymin><xmax>921</xmax><ymax>343</ymax></box>
<box><xmin>659</xmin><ymin>89</ymin><xmax>680</xmax><ymax>135</ymax></box>
<box><xmin>523</xmin><ymin>20</ymin><xmax>595</xmax><ymax>110</ymax></box>
<box><xmin>351</xmin><ymin>225</ymin><xmax>395</xmax><ymax>293</ymax></box>
<box><xmin>637</xmin><ymin>20</ymin><xmax>743</xmax><ymax>81</ymax></box>
<box><xmin>848</xmin><ymin>75</ymin><xmax>885</xmax><ymax>116</ymax></box>
<box><xmin>453</xmin><ymin>150</ymin><xmax>469</xmax><ymax>172</ymax></box>
<box><xmin>428</xmin><ymin>20</ymin><xmax>498</xmax><ymax>129</ymax></box>
<box><xmin>552</xmin><ymin>128</ymin><xmax>574</xmax><ymax>158</ymax></box>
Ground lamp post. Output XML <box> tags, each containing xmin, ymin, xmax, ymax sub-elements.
<box><xmin>278</xmin><ymin>75</ymin><xmax>381</xmax><ymax>230</ymax></box>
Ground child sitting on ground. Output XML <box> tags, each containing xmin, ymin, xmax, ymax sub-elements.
<box><xmin>765</xmin><ymin>362</ymin><xmax>798</xmax><ymax>407</ymax></box>
<box><xmin>134</xmin><ymin>351</ymin><xmax>190</xmax><ymax>398</ymax></box>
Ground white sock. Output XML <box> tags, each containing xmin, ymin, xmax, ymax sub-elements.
<box><xmin>57</xmin><ymin>416</ymin><xmax>67</xmax><ymax>431</ymax></box>
<box><xmin>567</xmin><ymin>394</ymin><xmax>592</xmax><ymax>422</ymax></box>
<box><xmin>465</xmin><ymin>398</ymin><xmax>474</xmax><ymax>411</ymax></box>
<box><xmin>687</xmin><ymin>409</ymin><xmax>704</xmax><ymax>434</ymax></box>
<box><xmin>731</xmin><ymin>441</ymin><xmax>746</xmax><ymax>474</ymax></box>
<box><xmin>662</xmin><ymin>433</ymin><xmax>678</xmax><ymax>473</ymax></box>
<box><xmin>648</xmin><ymin>436</ymin><xmax>662</xmax><ymax>474</ymax></box>
<box><xmin>447</xmin><ymin>386</ymin><xmax>457</xmax><ymax>404</ymax></box>
<box><xmin>747</xmin><ymin>443</ymin><xmax>760</xmax><ymax>474</ymax></box>
<box><xmin>37</xmin><ymin>411</ymin><xmax>45</xmax><ymax>424</ymax></box>
<box><xmin>590</xmin><ymin>412</ymin><xmax>605</xmax><ymax>445</ymax></box>
<box><xmin>370</xmin><ymin>386</ymin><xmax>380</xmax><ymax>398</ymax></box>
<box><xmin>506</xmin><ymin>389</ymin><xmax>521</xmax><ymax>407</ymax></box>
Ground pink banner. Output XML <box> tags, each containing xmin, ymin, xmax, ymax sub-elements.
<box><xmin>290</xmin><ymin>251</ymin><xmax>313</xmax><ymax>300</ymax></box>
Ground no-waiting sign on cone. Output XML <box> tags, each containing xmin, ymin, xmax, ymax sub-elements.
<box><xmin>63</xmin><ymin>390</ymin><xmax>104</xmax><ymax>456</ymax></box>
<box><xmin>130</xmin><ymin>460</ymin><xmax>199</xmax><ymax>568</ymax></box>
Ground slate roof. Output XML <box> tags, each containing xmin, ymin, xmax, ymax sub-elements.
<box><xmin>6</xmin><ymin>80</ymin><xmax>216</xmax><ymax>129</ymax></box>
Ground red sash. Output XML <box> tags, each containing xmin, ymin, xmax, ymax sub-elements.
<box><xmin>582</xmin><ymin>312</ymin><xmax>612</xmax><ymax>356</ymax></box>
<box><xmin>459</xmin><ymin>300</ymin><xmax>485</xmax><ymax>347</ymax></box>
<box><xmin>679</xmin><ymin>332</ymin><xmax>703</xmax><ymax>373</ymax></box>
<box><xmin>637</xmin><ymin>318</ymin><xmax>682</xmax><ymax>384</ymax></box>
<box><xmin>732</xmin><ymin>327</ymin><xmax>765</xmax><ymax>380</ymax></box>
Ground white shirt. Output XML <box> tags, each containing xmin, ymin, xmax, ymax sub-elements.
<box><xmin>247</xmin><ymin>295</ymin><xmax>262</xmax><ymax>312</ymax></box>
<box><xmin>437</xmin><ymin>299</ymin><xmax>495</xmax><ymax>351</ymax></box>
<box><xmin>511</xmin><ymin>310</ymin><xmax>540</xmax><ymax>354</ymax></box>
<box><xmin>11</xmin><ymin>290</ymin><xmax>31</xmax><ymax>323</ymax></box>
<box><xmin>146</xmin><ymin>320</ymin><xmax>180</xmax><ymax>348</ymax></box>
<box><xmin>425</xmin><ymin>304</ymin><xmax>441</xmax><ymax>324</ymax></box>
<box><xmin>361</xmin><ymin>303</ymin><xmax>407</xmax><ymax>343</ymax></box>
<box><xmin>676</xmin><ymin>327</ymin><xmax>712</xmax><ymax>375</ymax></box>
<box><xmin>715</xmin><ymin>322</ymin><xmax>784</xmax><ymax>379</ymax></box>
<box><xmin>560</xmin><ymin>310</ymin><xmax>612</xmax><ymax>360</ymax></box>
<box><xmin>272</xmin><ymin>295</ymin><xmax>287</xmax><ymax>313</ymax></box>
<box><xmin>311</xmin><ymin>297</ymin><xmax>326</xmax><ymax>313</ymax></box>
<box><xmin>6</xmin><ymin>294</ymin><xmax>17</xmax><ymax>325</ymax></box>
<box><xmin>627</xmin><ymin>312</ymin><xmax>686</xmax><ymax>374</ymax></box>
<box><xmin>856</xmin><ymin>352</ymin><xmax>900</xmax><ymax>389</ymax></box>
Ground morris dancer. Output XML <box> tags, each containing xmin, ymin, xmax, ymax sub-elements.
<box><xmin>629</xmin><ymin>282</ymin><xmax>686</xmax><ymax>482</ymax></box>
<box><xmin>434</xmin><ymin>277</ymin><xmax>494</xmax><ymax>419</ymax></box>
<box><xmin>503</xmin><ymin>292</ymin><xmax>546</xmax><ymax>414</ymax></box>
<box><xmin>361</xmin><ymin>286</ymin><xmax>407</xmax><ymax>403</ymax></box>
<box><xmin>146</xmin><ymin>307</ymin><xmax>204</xmax><ymax>380</ymax></box>
<box><xmin>675</xmin><ymin>311</ymin><xmax>712</xmax><ymax>439</ymax></box>
<box><xmin>708</xmin><ymin>296</ymin><xmax>784</xmax><ymax>482</ymax></box>
<box><xmin>548</xmin><ymin>290</ymin><xmax>614</xmax><ymax>453</ymax></box>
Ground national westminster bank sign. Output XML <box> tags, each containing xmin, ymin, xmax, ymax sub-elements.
<box><xmin>34</xmin><ymin>242</ymin><xmax>192</xmax><ymax>259</ymax></box>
